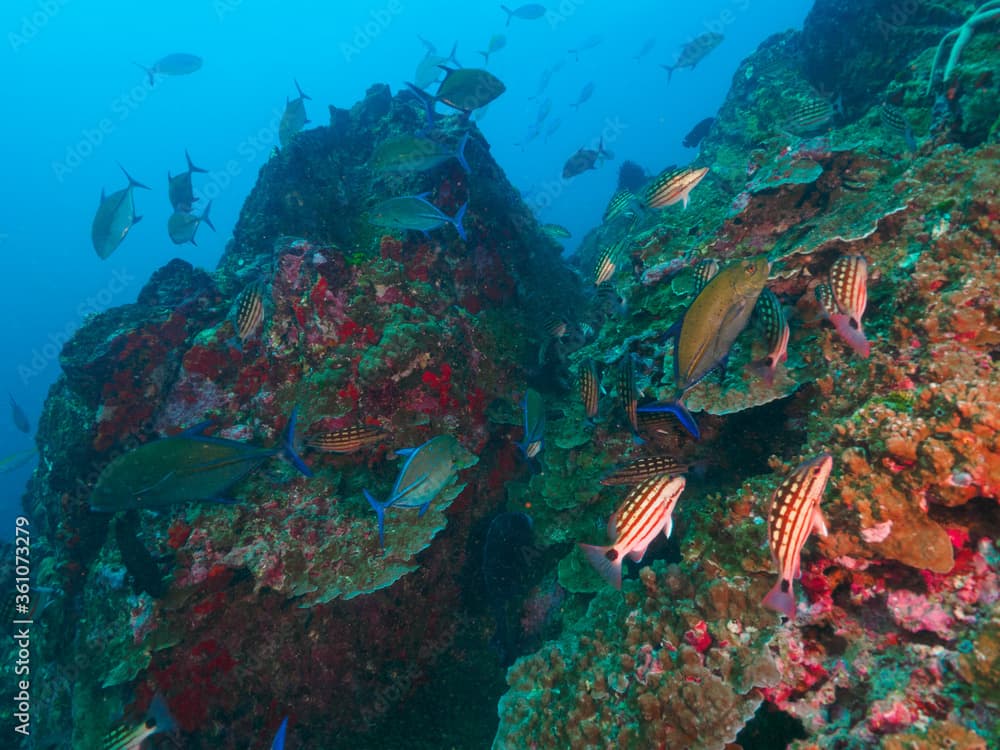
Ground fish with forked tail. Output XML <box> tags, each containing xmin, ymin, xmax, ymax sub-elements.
<box><xmin>661</xmin><ymin>32</ymin><xmax>723</xmax><ymax>82</ymax></box>
<box><xmin>91</xmin><ymin>165</ymin><xmax>150</xmax><ymax>259</ymax></box>
<box><xmin>279</xmin><ymin>79</ymin><xmax>311</xmax><ymax>148</ymax></box>
<box><xmin>764</xmin><ymin>453</ymin><xmax>833</xmax><ymax>620</ymax></box>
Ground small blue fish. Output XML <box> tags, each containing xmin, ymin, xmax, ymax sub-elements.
<box><xmin>516</xmin><ymin>389</ymin><xmax>545</xmax><ymax>459</ymax></box>
<box><xmin>364</xmin><ymin>435</ymin><xmax>468</xmax><ymax>551</ymax></box>
<box><xmin>271</xmin><ymin>717</ymin><xmax>288</xmax><ymax>749</ymax></box>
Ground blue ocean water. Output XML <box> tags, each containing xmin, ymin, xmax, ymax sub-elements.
<box><xmin>0</xmin><ymin>0</ymin><xmax>809</xmax><ymax>538</ymax></box>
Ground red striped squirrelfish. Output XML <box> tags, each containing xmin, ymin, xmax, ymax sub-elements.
<box><xmin>579</xmin><ymin>474</ymin><xmax>686</xmax><ymax>589</ymax></box>
<box><xmin>827</xmin><ymin>254</ymin><xmax>870</xmax><ymax>358</ymax></box>
<box><xmin>578</xmin><ymin>359</ymin><xmax>600</xmax><ymax>420</ymax></box>
<box><xmin>764</xmin><ymin>452</ymin><xmax>833</xmax><ymax>620</ymax></box>
<box><xmin>600</xmin><ymin>455</ymin><xmax>688</xmax><ymax>485</ymax></box>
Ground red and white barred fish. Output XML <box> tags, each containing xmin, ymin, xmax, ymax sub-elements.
<box><xmin>818</xmin><ymin>254</ymin><xmax>870</xmax><ymax>358</ymax></box>
<box><xmin>764</xmin><ymin>452</ymin><xmax>833</xmax><ymax>620</ymax></box>
<box><xmin>579</xmin><ymin>474</ymin><xmax>686</xmax><ymax>589</ymax></box>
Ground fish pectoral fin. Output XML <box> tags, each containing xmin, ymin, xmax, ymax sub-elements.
<box><xmin>812</xmin><ymin>506</ymin><xmax>829</xmax><ymax>537</ymax></box>
<box><xmin>136</xmin><ymin>471</ymin><xmax>177</xmax><ymax>497</ymax></box>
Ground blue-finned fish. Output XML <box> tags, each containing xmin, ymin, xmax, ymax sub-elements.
<box><xmin>363</xmin><ymin>434</ymin><xmax>470</xmax><ymax>551</ymax></box>
<box><xmin>578</xmin><ymin>474</ymin><xmax>686</xmax><ymax>589</ymax></box>
<box><xmin>751</xmin><ymin>287</ymin><xmax>790</xmax><ymax>386</ymax></box>
<box><xmin>370</xmin><ymin>194</ymin><xmax>468</xmax><ymax>241</ymax></box>
<box><xmin>638</xmin><ymin>256</ymin><xmax>771</xmax><ymax>439</ymax></box>
<box><xmin>102</xmin><ymin>693</ymin><xmax>175</xmax><ymax>750</ymax></box>
<box><xmin>89</xmin><ymin>408</ymin><xmax>313</xmax><ymax>512</ymax></box>
<box><xmin>271</xmin><ymin>716</ymin><xmax>288</xmax><ymax>749</ymax></box>
<box><xmin>372</xmin><ymin>132</ymin><xmax>471</xmax><ymax>174</ymax></box>
<box><xmin>764</xmin><ymin>453</ymin><xmax>833</xmax><ymax>620</ymax></box>
<box><xmin>516</xmin><ymin>389</ymin><xmax>545</xmax><ymax>459</ymax></box>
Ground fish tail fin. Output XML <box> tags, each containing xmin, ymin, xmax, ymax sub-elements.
<box><xmin>578</xmin><ymin>543</ymin><xmax>622</xmax><ymax>589</ymax></box>
<box><xmin>147</xmin><ymin>693</ymin><xmax>176</xmax><ymax>736</ymax></box>
<box><xmin>364</xmin><ymin>488</ymin><xmax>390</xmax><ymax>552</ymax></box>
<box><xmin>751</xmin><ymin>358</ymin><xmax>777</xmax><ymax>387</ymax></box>
<box><xmin>660</xmin><ymin>64</ymin><xmax>675</xmax><ymax>83</ymax></box>
<box><xmin>272</xmin><ymin>717</ymin><xmax>288</xmax><ymax>750</ymax></box>
<box><xmin>294</xmin><ymin>78</ymin><xmax>311</xmax><ymax>100</ymax></box>
<box><xmin>501</xmin><ymin>4</ymin><xmax>513</xmax><ymax>26</ymax></box>
<box><xmin>185</xmin><ymin>149</ymin><xmax>208</xmax><ymax>174</ymax></box>
<box><xmin>636</xmin><ymin>400</ymin><xmax>700</xmax><ymax>440</ymax></box>
<box><xmin>830</xmin><ymin>314</ymin><xmax>871</xmax><ymax>358</ymax></box>
<box><xmin>201</xmin><ymin>200</ymin><xmax>216</xmax><ymax>232</ymax></box>
<box><xmin>132</xmin><ymin>60</ymin><xmax>155</xmax><ymax>86</ymax></box>
<box><xmin>455</xmin><ymin>131</ymin><xmax>471</xmax><ymax>174</ymax></box>
<box><xmin>446</xmin><ymin>41</ymin><xmax>460</xmax><ymax>67</ymax></box>
<box><xmin>763</xmin><ymin>579</ymin><xmax>796</xmax><ymax>620</ymax></box>
<box><xmin>280</xmin><ymin>406</ymin><xmax>313</xmax><ymax>477</ymax></box>
<box><xmin>452</xmin><ymin>201</ymin><xmax>468</xmax><ymax>241</ymax></box>
<box><xmin>478</xmin><ymin>51</ymin><xmax>489</xmax><ymax>65</ymax></box>
<box><xmin>405</xmin><ymin>82</ymin><xmax>436</xmax><ymax>129</ymax></box>
<box><xmin>117</xmin><ymin>163</ymin><xmax>151</xmax><ymax>191</ymax></box>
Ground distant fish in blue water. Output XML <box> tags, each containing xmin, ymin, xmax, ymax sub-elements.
<box><xmin>501</xmin><ymin>3</ymin><xmax>546</xmax><ymax>26</ymax></box>
<box><xmin>9</xmin><ymin>394</ymin><xmax>29</xmax><ymax>433</ymax></box>
<box><xmin>167</xmin><ymin>149</ymin><xmax>208</xmax><ymax>212</ymax></box>
<box><xmin>634</xmin><ymin>37</ymin><xmax>656</xmax><ymax>61</ymax></box>
<box><xmin>89</xmin><ymin>408</ymin><xmax>313</xmax><ymax>512</ymax></box>
<box><xmin>271</xmin><ymin>717</ymin><xmax>288</xmax><ymax>750</ymax></box>
<box><xmin>562</xmin><ymin>137</ymin><xmax>613</xmax><ymax>178</ymax></box>
<box><xmin>0</xmin><ymin>447</ymin><xmax>37</xmax><ymax>475</ymax></box>
<box><xmin>364</xmin><ymin>434</ymin><xmax>469</xmax><ymax>551</ymax></box>
<box><xmin>134</xmin><ymin>53</ymin><xmax>202</xmax><ymax>85</ymax></box>
<box><xmin>91</xmin><ymin>165</ymin><xmax>149</xmax><ymax>260</ymax></box>
<box><xmin>540</xmin><ymin>223</ymin><xmax>571</xmax><ymax>240</ymax></box>
<box><xmin>478</xmin><ymin>33</ymin><xmax>507</xmax><ymax>65</ymax></box>
<box><xmin>516</xmin><ymin>388</ymin><xmax>546</xmax><ymax>459</ymax></box>
<box><xmin>413</xmin><ymin>41</ymin><xmax>461</xmax><ymax>90</ymax></box>
<box><xmin>167</xmin><ymin>200</ymin><xmax>215</xmax><ymax>246</ymax></box>
<box><xmin>483</xmin><ymin>512</ymin><xmax>538</xmax><ymax>665</ymax></box>
<box><xmin>370</xmin><ymin>194</ymin><xmax>468</xmax><ymax>241</ymax></box>
<box><xmin>569</xmin><ymin>34</ymin><xmax>603</xmax><ymax>60</ymax></box>
<box><xmin>661</xmin><ymin>32</ymin><xmax>723</xmax><ymax>82</ymax></box>
<box><xmin>570</xmin><ymin>81</ymin><xmax>595</xmax><ymax>110</ymax></box>
<box><xmin>279</xmin><ymin>79</ymin><xmax>311</xmax><ymax>148</ymax></box>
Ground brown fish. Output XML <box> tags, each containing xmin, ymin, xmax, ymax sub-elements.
<box><xmin>306</xmin><ymin>424</ymin><xmax>385</xmax><ymax>454</ymax></box>
<box><xmin>782</xmin><ymin>99</ymin><xmax>834</xmax><ymax>135</ymax></box>
<box><xmin>637</xmin><ymin>256</ymin><xmax>770</xmax><ymax>439</ymax></box>
<box><xmin>764</xmin><ymin>453</ymin><xmax>833</xmax><ymax>619</ymax></box>
<box><xmin>563</xmin><ymin>137</ymin><xmax>613</xmax><ymax>178</ymax></box>
<box><xmin>618</xmin><ymin>353</ymin><xmax>642</xmax><ymax>443</ymax></box>
<box><xmin>661</xmin><ymin>32</ymin><xmax>724</xmax><ymax>82</ymax></box>
<box><xmin>232</xmin><ymin>281</ymin><xmax>266</xmax><ymax>344</ymax></box>
<box><xmin>600</xmin><ymin>455</ymin><xmax>688</xmax><ymax>485</ymax></box>
<box><xmin>643</xmin><ymin>166</ymin><xmax>709</xmax><ymax>209</ymax></box>
<box><xmin>827</xmin><ymin>254</ymin><xmax>870</xmax><ymax>358</ymax></box>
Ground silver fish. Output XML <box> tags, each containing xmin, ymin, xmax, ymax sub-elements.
<box><xmin>167</xmin><ymin>201</ymin><xmax>215</xmax><ymax>246</ymax></box>
<box><xmin>91</xmin><ymin>165</ymin><xmax>149</xmax><ymax>259</ymax></box>
<box><xmin>279</xmin><ymin>79</ymin><xmax>311</xmax><ymax>148</ymax></box>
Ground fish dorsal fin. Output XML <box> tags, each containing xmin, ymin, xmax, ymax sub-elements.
<box><xmin>181</xmin><ymin>419</ymin><xmax>216</xmax><ymax>436</ymax></box>
<box><xmin>394</xmin><ymin>447</ymin><xmax>416</xmax><ymax>457</ymax></box>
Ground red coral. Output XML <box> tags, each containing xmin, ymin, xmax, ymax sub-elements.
<box><xmin>168</xmin><ymin>521</ymin><xmax>192</xmax><ymax>550</ymax></box>
<box><xmin>683</xmin><ymin>620</ymin><xmax>712</xmax><ymax>653</ymax></box>
<box><xmin>422</xmin><ymin>364</ymin><xmax>455</xmax><ymax>407</ymax></box>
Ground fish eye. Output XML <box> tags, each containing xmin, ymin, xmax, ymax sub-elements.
<box><xmin>605</xmin><ymin>549</ymin><xmax>618</xmax><ymax>561</ymax></box>
<box><xmin>146</xmin><ymin>718</ymin><xmax>157</xmax><ymax>729</ymax></box>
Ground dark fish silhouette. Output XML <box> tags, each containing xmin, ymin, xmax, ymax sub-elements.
<box><xmin>167</xmin><ymin>150</ymin><xmax>208</xmax><ymax>212</ymax></box>
<box><xmin>134</xmin><ymin>53</ymin><xmax>202</xmax><ymax>85</ymax></box>
<box><xmin>279</xmin><ymin>79</ymin><xmax>311</xmax><ymax>148</ymax></box>
<box><xmin>562</xmin><ymin>138</ymin><xmax>613</xmax><ymax>178</ymax></box>
<box><xmin>91</xmin><ymin>165</ymin><xmax>149</xmax><ymax>259</ymax></box>
<box><xmin>682</xmin><ymin>117</ymin><xmax>715</xmax><ymax>148</ymax></box>
<box><xmin>115</xmin><ymin>510</ymin><xmax>168</xmax><ymax>598</ymax></box>
<box><xmin>9</xmin><ymin>394</ymin><xmax>29</xmax><ymax>433</ymax></box>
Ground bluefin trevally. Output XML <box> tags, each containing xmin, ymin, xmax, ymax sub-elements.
<box><xmin>9</xmin><ymin>394</ymin><xmax>29</xmax><ymax>433</ymax></box>
<box><xmin>167</xmin><ymin>201</ymin><xmax>215</xmax><ymax>246</ymax></box>
<box><xmin>279</xmin><ymin>79</ymin><xmax>311</xmax><ymax>148</ymax></box>
<box><xmin>168</xmin><ymin>150</ymin><xmax>208</xmax><ymax>212</ymax></box>
<box><xmin>369</xmin><ymin>194</ymin><xmax>468</xmax><ymax>241</ymax></box>
<box><xmin>134</xmin><ymin>53</ymin><xmax>203</xmax><ymax>85</ymax></box>
<box><xmin>271</xmin><ymin>717</ymin><xmax>288</xmax><ymax>750</ymax></box>
<box><xmin>371</xmin><ymin>132</ymin><xmax>471</xmax><ymax>174</ymax></box>
<box><xmin>363</xmin><ymin>434</ymin><xmax>471</xmax><ymax>551</ymax></box>
<box><xmin>91</xmin><ymin>165</ymin><xmax>150</xmax><ymax>260</ymax></box>
<box><xmin>89</xmin><ymin>408</ymin><xmax>312</xmax><ymax>512</ymax></box>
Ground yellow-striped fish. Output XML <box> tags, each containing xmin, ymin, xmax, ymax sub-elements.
<box><xmin>782</xmin><ymin>99</ymin><xmax>834</xmax><ymax>135</ymax></box>
<box><xmin>103</xmin><ymin>694</ymin><xmax>175</xmax><ymax>750</ymax></box>
<box><xmin>618</xmin><ymin>353</ymin><xmax>642</xmax><ymax>443</ymax></box>
<box><xmin>643</xmin><ymin>166</ymin><xmax>709</xmax><ymax>209</ymax></box>
<box><xmin>751</xmin><ymin>287</ymin><xmax>789</xmax><ymax>386</ymax></box>
<box><xmin>764</xmin><ymin>452</ymin><xmax>833</xmax><ymax>620</ymax></box>
<box><xmin>638</xmin><ymin>256</ymin><xmax>770</xmax><ymax>439</ymax></box>
<box><xmin>692</xmin><ymin>258</ymin><xmax>720</xmax><ymax>294</ymax></box>
<box><xmin>594</xmin><ymin>241</ymin><xmax>620</xmax><ymax>285</ymax></box>
<box><xmin>306</xmin><ymin>424</ymin><xmax>385</xmax><ymax>454</ymax></box>
<box><xmin>827</xmin><ymin>254</ymin><xmax>870</xmax><ymax>358</ymax></box>
<box><xmin>579</xmin><ymin>474</ymin><xmax>686</xmax><ymax>589</ymax></box>
<box><xmin>578</xmin><ymin>359</ymin><xmax>600</xmax><ymax>421</ymax></box>
<box><xmin>603</xmin><ymin>188</ymin><xmax>638</xmax><ymax>222</ymax></box>
<box><xmin>544</xmin><ymin>315</ymin><xmax>569</xmax><ymax>339</ymax></box>
<box><xmin>233</xmin><ymin>281</ymin><xmax>266</xmax><ymax>343</ymax></box>
<box><xmin>600</xmin><ymin>455</ymin><xmax>688</xmax><ymax>486</ymax></box>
